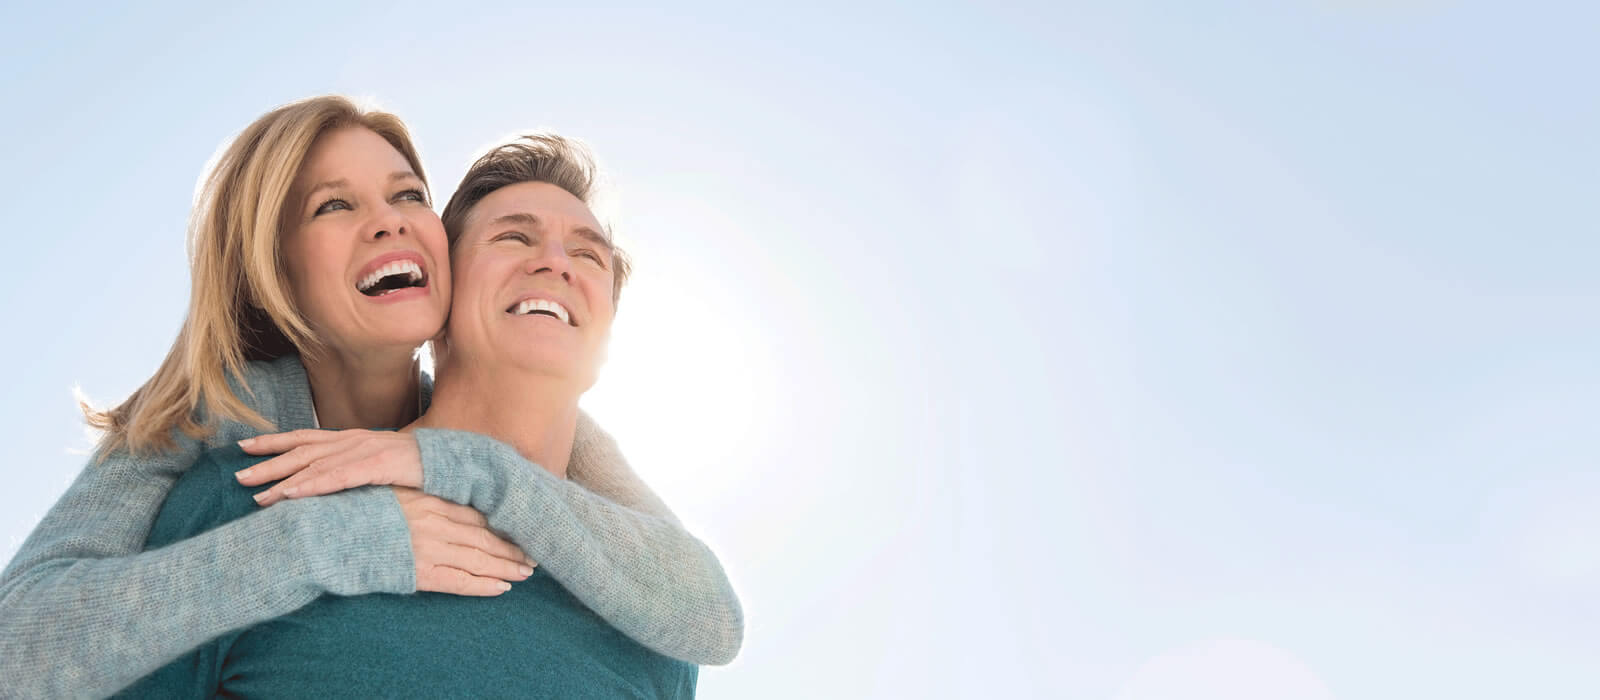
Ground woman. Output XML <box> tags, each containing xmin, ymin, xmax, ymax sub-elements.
<box><xmin>0</xmin><ymin>97</ymin><xmax>741</xmax><ymax>698</ymax></box>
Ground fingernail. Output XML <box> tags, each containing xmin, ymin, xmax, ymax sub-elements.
<box><xmin>238</xmin><ymin>438</ymin><xmax>255</xmax><ymax>448</ymax></box>
<box><xmin>253</xmin><ymin>492</ymin><xmax>269</xmax><ymax>504</ymax></box>
<box><xmin>498</xmin><ymin>581</ymin><xmax>512</xmax><ymax>592</ymax></box>
<box><xmin>234</xmin><ymin>469</ymin><xmax>252</xmax><ymax>482</ymax></box>
<box><xmin>282</xmin><ymin>487</ymin><xmax>298</xmax><ymax>498</ymax></box>
<box><xmin>519</xmin><ymin>565</ymin><xmax>534</xmax><ymax>577</ymax></box>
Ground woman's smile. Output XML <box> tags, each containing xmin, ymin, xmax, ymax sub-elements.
<box><xmin>354</xmin><ymin>250</ymin><xmax>432</xmax><ymax>303</ymax></box>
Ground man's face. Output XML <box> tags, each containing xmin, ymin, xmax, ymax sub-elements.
<box><xmin>442</xmin><ymin>181</ymin><xmax>617</xmax><ymax>390</ymax></box>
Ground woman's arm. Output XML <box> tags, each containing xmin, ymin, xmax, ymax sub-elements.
<box><xmin>415</xmin><ymin>428</ymin><xmax>744</xmax><ymax>666</ymax></box>
<box><xmin>0</xmin><ymin>450</ymin><xmax>415</xmax><ymax>699</ymax></box>
<box><xmin>568</xmin><ymin>409</ymin><xmax>681</xmax><ymax>525</ymax></box>
<box><xmin>0</xmin><ymin>361</ymin><xmax>416</xmax><ymax>698</ymax></box>
<box><xmin>7</xmin><ymin>484</ymin><xmax>411</xmax><ymax>698</ymax></box>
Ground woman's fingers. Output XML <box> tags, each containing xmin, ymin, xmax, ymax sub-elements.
<box><xmin>251</xmin><ymin>447</ymin><xmax>380</xmax><ymax>505</ymax></box>
<box><xmin>235</xmin><ymin>441</ymin><xmax>343</xmax><ymax>487</ymax></box>
<box><xmin>426</xmin><ymin>536</ymin><xmax>532</xmax><ymax>584</ymax></box>
<box><xmin>424</xmin><ymin>497</ymin><xmax>491</xmax><ymax>529</ymax></box>
<box><xmin>238</xmin><ymin>428</ymin><xmax>341</xmax><ymax>455</ymax></box>
<box><xmin>416</xmin><ymin>565</ymin><xmax>514</xmax><ymax>597</ymax></box>
<box><xmin>409</xmin><ymin>506</ymin><xmax>535</xmax><ymax>596</ymax></box>
<box><xmin>247</xmin><ymin>433</ymin><xmax>424</xmax><ymax>505</ymax></box>
<box><xmin>427</xmin><ymin>515</ymin><xmax>534</xmax><ymax>570</ymax></box>
<box><xmin>393</xmin><ymin>488</ymin><xmax>534</xmax><ymax>563</ymax></box>
<box><xmin>246</xmin><ymin>448</ymin><xmax>347</xmax><ymax>506</ymax></box>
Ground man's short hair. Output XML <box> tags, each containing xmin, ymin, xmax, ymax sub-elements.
<box><xmin>441</xmin><ymin>133</ymin><xmax>631</xmax><ymax>302</ymax></box>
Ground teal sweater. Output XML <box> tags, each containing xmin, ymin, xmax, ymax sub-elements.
<box><xmin>116</xmin><ymin>446</ymin><xmax>696</xmax><ymax>699</ymax></box>
<box><xmin>0</xmin><ymin>355</ymin><xmax>742</xmax><ymax>698</ymax></box>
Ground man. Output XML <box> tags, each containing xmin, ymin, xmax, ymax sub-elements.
<box><xmin>118</xmin><ymin>135</ymin><xmax>706</xmax><ymax>698</ymax></box>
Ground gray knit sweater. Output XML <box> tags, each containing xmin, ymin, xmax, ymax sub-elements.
<box><xmin>0</xmin><ymin>355</ymin><xmax>743</xmax><ymax>699</ymax></box>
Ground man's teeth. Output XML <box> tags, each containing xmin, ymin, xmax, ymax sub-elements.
<box><xmin>512</xmin><ymin>298</ymin><xmax>571</xmax><ymax>324</ymax></box>
<box><xmin>357</xmin><ymin>260</ymin><xmax>424</xmax><ymax>293</ymax></box>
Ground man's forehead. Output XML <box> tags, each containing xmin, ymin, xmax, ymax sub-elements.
<box><xmin>469</xmin><ymin>184</ymin><xmax>608</xmax><ymax>241</ymax></box>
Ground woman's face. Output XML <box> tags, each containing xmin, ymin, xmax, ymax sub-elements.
<box><xmin>443</xmin><ymin>181</ymin><xmax>617</xmax><ymax>390</ymax></box>
<box><xmin>281</xmin><ymin>127</ymin><xmax>450</xmax><ymax>357</ymax></box>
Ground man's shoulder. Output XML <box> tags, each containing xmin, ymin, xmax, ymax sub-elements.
<box><xmin>145</xmin><ymin>447</ymin><xmax>272</xmax><ymax>549</ymax></box>
<box><xmin>193</xmin><ymin>444</ymin><xmax>270</xmax><ymax>474</ymax></box>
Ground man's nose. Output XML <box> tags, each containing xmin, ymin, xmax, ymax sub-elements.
<box><xmin>523</xmin><ymin>241</ymin><xmax>572</xmax><ymax>281</ymax></box>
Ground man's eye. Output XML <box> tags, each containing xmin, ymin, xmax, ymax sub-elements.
<box><xmin>496</xmin><ymin>232</ymin><xmax>531</xmax><ymax>244</ymax></box>
<box><xmin>313</xmin><ymin>198</ymin><xmax>351</xmax><ymax>216</ymax></box>
<box><xmin>577</xmin><ymin>250</ymin><xmax>605</xmax><ymax>265</ymax></box>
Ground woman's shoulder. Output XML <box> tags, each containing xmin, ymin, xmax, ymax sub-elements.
<box><xmin>208</xmin><ymin>355</ymin><xmax>315</xmax><ymax>443</ymax></box>
<box><xmin>237</xmin><ymin>355</ymin><xmax>311</xmax><ymax>405</ymax></box>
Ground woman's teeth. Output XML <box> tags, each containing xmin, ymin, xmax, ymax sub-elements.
<box><xmin>357</xmin><ymin>260</ymin><xmax>424</xmax><ymax>295</ymax></box>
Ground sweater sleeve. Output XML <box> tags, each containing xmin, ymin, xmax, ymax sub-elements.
<box><xmin>567</xmin><ymin>410</ymin><xmax>682</xmax><ymax>526</ymax></box>
<box><xmin>105</xmin><ymin>452</ymin><xmax>411</xmax><ymax>699</ymax></box>
<box><xmin>415</xmin><ymin>428</ymin><xmax>744</xmax><ymax>666</ymax></box>
<box><xmin>0</xmin><ymin>364</ymin><xmax>416</xmax><ymax>699</ymax></box>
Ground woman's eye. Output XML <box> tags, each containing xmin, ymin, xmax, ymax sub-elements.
<box><xmin>577</xmin><ymin>250</ymin><xmax>605</xmax><ymax>266</ymax></box>
<box><xmin>496</xmin><ymin>232</ymin><xmax>530</xmax><ymax>244</ymax></box>
<box><xmin>313</xmin><ymin>198</ymin><xmax>351</xmax><ymax>216</ymax></box>
<box><xmin>395</xmin><ymin>189</ymin><xmax>428</xmax><ymax>204</ymax></box>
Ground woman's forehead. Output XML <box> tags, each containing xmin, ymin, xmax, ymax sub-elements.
<box><xmin>298</xmin><ymin>127</ymin><xmax>414</xmax><ymax>184</ymax></box>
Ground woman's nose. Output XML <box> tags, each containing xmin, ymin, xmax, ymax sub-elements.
<box><xmin>367</xmin><ymin>205</ymin><xmax>409</xmax><ymax>240</ymax></box>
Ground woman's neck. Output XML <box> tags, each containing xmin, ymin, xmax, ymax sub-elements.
<box><xmin>409</xmin><ymin>364</ymin><xmax>579</xmax><ymax>479</ymax></box>
<box><xmin>300</xmin><ymin>347</ymin><xmax>421</xmax><ymax>430</ymax></box>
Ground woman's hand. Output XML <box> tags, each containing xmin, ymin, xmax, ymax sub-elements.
<box><xmin>236</xmin><ymin>429</ymin><xmax>422</xmax><ymax>506</ymax></box>
<box><xmin>235</xmin><ymin>431</ymin><xmax>537</xmax><ymax>594</ymax></box>
<box><xmin>393</xmin><ymin>487</ymin><xmax>536</xmax><ymax>596</ymax></box>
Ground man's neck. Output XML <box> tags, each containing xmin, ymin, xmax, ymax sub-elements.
<box><xmin>409</xmin><ymin>365</ymin><xmax>579</xmax><ymax>479</ymax></box>
<box><xmin>301</xmin><ymin>347</ymin><xmax>422</xmax><ymax>430</ymax></box>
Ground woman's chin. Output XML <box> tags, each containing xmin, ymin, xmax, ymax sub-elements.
<box><xmin>343</xmin><ymin>322</ymin><xmax>448</xmax><ymax>358</ymax></box>
<box><xmin>348</xmin><ymin>298</ymin><xmax>449</xmax><ymax>349</ymax></box>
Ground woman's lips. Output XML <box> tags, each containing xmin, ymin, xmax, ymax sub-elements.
<box><xmin>353</xmin><ymin>251</ymin><xmax>429</xmax><ymax>297</ymax></box>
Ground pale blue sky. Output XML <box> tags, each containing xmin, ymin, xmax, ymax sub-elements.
<box><xmin>2</xmin><ymin>2</ymin><xmax>1595</xmax><ymax>698</ymax></box>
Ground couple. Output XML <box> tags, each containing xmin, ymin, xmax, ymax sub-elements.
<box><xmin>0</xmin><ymin>97</ymin><xmax>741</xmax><ymax>697</ymax></box>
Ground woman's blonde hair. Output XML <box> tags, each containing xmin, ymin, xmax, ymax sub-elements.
<box><xmin>85</xmin><ymin>95</ymin><xmax>428</xmax><ymax>457</ymax></box>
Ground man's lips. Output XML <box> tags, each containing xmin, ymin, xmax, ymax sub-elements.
<box><xmin>505</xmin><ymin>294</ymin><xmax>576</xmax><ymax>326</ymax></box>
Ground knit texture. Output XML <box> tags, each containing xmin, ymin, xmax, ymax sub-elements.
<box><xmin>420</xmin><ymin>428</ymin><xmax>745</xmax><ymax>665</ymax></box>
<box><xmin>116</xmin><ymin>446</ymin><xmax>697</xmax><ymax>699</ymax></box>
<box><xmin>0</xmin><ymin>355</ymin><xmax>742</xmax><ymax>699</ymax></box>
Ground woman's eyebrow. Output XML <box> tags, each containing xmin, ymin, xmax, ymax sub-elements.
<box><xmin>304</xmin><ymin>178</ymin><xmax>349</xmax><ymax>202</ymax></box>
<box><xmin>304</xmin><ymin>172</ymin><xmax>422</xmax><ymax>206</ymax></box>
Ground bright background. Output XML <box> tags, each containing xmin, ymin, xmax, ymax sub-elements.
<box><xmin>2</xmin><ymin>2</ymin><xmax>1596</xmax><ymax>698</ymax></box>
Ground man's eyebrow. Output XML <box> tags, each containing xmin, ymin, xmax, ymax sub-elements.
<box><xmin>488</xmin><ymin>212</ymin><xmax>613</xmax><ymax>251</ymax></box>
<box><xmin>570</xmin><ymin>226</ymin><xmax>614</xmax><ymax>252</ymax></box>
<box><xmin>488</xmin><ymin>212</ymin><xmax>540</xmax><ymax>229</ymax></box>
